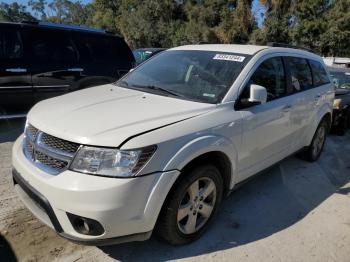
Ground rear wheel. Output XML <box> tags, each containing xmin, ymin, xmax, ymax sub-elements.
<box><xmin>156</xmin><ymin>165</ymin><xmax>223</xmax><ymax>245</ymax></box>
<box><xmin>300</xmin><ymin>119</ymin><xmax>327</xmax><ymax>162</ymax></box>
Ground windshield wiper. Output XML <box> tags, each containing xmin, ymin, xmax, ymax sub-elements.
<box><xmin>132</xmin><ymin>84</ymin><xmax>185</xmax><ymax>98</ymax></box>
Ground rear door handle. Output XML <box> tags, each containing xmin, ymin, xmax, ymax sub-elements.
<box><xmin>67</xmin><ymin>68</ymin><xmax>84</xmax><ymax>72</ymax></box>
<box><xmin>6</xmin><ymin>68</ymin><xmax>27</xmax><ymax>73</ymax></box>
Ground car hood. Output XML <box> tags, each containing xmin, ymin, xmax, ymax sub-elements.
<box><xmin>28</xmin><ymin>84</ymin><xmax>215</xmax><ymax>147</ymax></box>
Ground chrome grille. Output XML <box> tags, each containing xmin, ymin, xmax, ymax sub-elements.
<box><xmin>35</xmin><ymin>151</ymin><xmax>68</xmax><ymax>170</ymax></box>
<box><xmin>40</xmin><ymin>133</ymin><xmax>79</xmax><ymax>155</ymax></box>
<box><xmin>23</xmin><ymin>124</ymin><xmax>80</xmax><ymax>175</ymax></box>
<box><xmin>26</xmin><ymin>124</ymin><xmax>39</xmax><ymax>141</ymax></box>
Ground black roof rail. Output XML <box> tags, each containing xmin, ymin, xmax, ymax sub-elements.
<box><xmin>267</xmin><ymin>42</ymin><xmax>316</xmax><ymax>53</ymax></box>
<box><xmin>21</xmin><ymin>20</ymin><xmax>108</xmax><ymax>34</ymax></box>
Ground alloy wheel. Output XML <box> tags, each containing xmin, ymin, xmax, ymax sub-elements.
<box><xmin>312</xmin><ymin>124</ymin><xmax>326</xmax><ymax>158</ymax></box>
<box><xmin>177</xmin><ymin>177</ymin><xmax>216</xmax><ymax>235</ymax></box>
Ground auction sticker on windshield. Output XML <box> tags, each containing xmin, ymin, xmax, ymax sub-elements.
<box><xmin>213</xmin><ymin>54</ymin><xmax>245</xmax><ymax>62</ymax></box>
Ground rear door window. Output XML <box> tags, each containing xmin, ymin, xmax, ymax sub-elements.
<box><xmin>309</xmin><ymin>60</ymin><xmax>330</xmax><ymax>87</ymax></box>
<box><xmin>286</xmin><ymin>57</ymin><xmax>313</xmax><ymax>91</ymax></box>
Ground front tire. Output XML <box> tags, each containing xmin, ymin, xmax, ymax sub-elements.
<box><xmin>156</xmin><ymin>165</ymin><xmax>223</xmax><ymax>245</ymax></box>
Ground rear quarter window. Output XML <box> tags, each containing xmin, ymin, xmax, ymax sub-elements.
<box><xmin>309</xmin><ymin>60</ymin><xmax>330</xmax><ymax>87</ymax></box>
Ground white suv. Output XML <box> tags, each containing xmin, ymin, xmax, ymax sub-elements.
<box><xmin>12</xmin><ymin>44</ymin><xmax>334</xmax><ymax>245</ymax></box>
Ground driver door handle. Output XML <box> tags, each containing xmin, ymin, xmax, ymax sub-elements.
<box><xmin>6</xmin><ymin>68</ymin><xmax>27</xmax><ymax>73</ymax></box>
<box><xmin>67</xmin><ymin>68</ymin><xmax>84</xmax><ymax>72</ymax></box>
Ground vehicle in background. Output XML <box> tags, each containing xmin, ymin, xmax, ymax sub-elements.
<box><xmin>329</xmin><ymin>67</ymin><xmax>350</xmax><ymax>135</ymax></box>
<box><xmin>0</xmin><ymin>21</ymin><xmax>135</xmax><ymax>118</ymax></box>
<box><xmin>13</xmin><ymin>44</ymin><xmax>334</xmax><ymax>245</ymax></box>
<box><xmin>132</xmin><ymin>48</ymin><xmax>166</xmax><ymax>66</ymax></box>
<box><xmin>323</xmin><ymin>57</ymin><xmax>350</xmax><ymax>68</ymax></box>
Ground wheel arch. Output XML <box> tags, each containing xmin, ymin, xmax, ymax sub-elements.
<box><xmin>144</xmin><ymin>135</ymin><xmax>238</xmax><ymax>232</ymax></box>
<box><xmin>306</xmin><ymin>105</ymin><xmax>332</xmax><ymax>145</ymax></box>
<box><xmin>176</xmin><ymin>151</ymin><xmax>233</xmax><ymax>196</ymax></box>
<box><xmin>162</xmin><ymin>134</ymin><xmax>238</xmax><ymax>191</ymax></box>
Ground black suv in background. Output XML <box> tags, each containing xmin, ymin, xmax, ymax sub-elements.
<box><xmin>0</xmin><ymin>21</ymin><xmax>135</xmax><ymax>117</ymax></box>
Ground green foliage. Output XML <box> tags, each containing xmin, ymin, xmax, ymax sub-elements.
<box><xmin>0</xmin><ymin>0</ymin><xmax>349</xmax><ymax>56</ymax></box>
<box><xmin>255</xmin><ymin>0</ymin><xmax>350</xmax><ymax>56</ymax></box>
<box><xmin>217</xmin><ymin>0</ymin><xmax>255</xmax><ymax>43</ymax></box>
<box><xmin>320</xmin><ymin>0</ymin><xmax>350</xmax><ymax>56</ymax></box>
<box><xmin>0</xmin><ymin>2</ymin><xmax>36</xmax><ymax>22</ymax></box>
<box><xmin>28</xmin><ymin>0</ymin><xmax>95</xmax><ymax>25</ymax></box>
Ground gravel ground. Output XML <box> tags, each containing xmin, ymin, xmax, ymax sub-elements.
<box><xmin>0</xmin><ymin>119</ymin><xmax>350</xmax><ymax>262</ymax></box>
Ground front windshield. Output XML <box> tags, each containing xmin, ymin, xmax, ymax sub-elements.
<box><xmin>330</xmin><ymin>71</ymin><xmax>350</xmax><ymax>89</ymax></box>
<box><xmin>118</xmin><ymin>50</ymin><xmax>250</xmax><ymax>104</ymax></box>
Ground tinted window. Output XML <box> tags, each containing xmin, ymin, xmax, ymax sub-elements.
<box><xmin>309</xmin><ymin>60</ymin><xmax>330</xmax><ymax>87</ymax></box>
<box><xmin>287</xmin><ymin>57</ymin><xmax>313</xmax><ymax>91</ymax></box>
<box><xmin>250</xmin><ymin>57</ymin><xmax>287</xmax><ymax>101</ymax></box>
<box><xmin>30</xmin><ymin>30</ymin><xmax>77</xmax><ymax>63</ymax></box>
<box><xmin>76</xmin><ymin>35</ymin><xmax>132</xmax><ymax>64</ymax></box>
<box><xmin>0</xmin><ymin>30</ymin><xmax>23</xmax><ymax>60</ymax></box>
<box><xmin>118</xmin><ymin>50</ymin><xmax>250</xmax><ymax>104</ymax></box>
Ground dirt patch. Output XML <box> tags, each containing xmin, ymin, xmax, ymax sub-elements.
<box><xmin>0</xmin><ymin>207</ymin><xmax>89</xmax><ymax>261</ymax></box>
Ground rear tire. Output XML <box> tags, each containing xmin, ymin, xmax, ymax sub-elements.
<box><xmin>299</xmin><ymin>119</ymin><xmax>328</xmax><ymax>162</ymax></box>
<box><xmin>155</xmin><ymin>165</ymin><xmax>223</xmax><ymax>245</ymax></box>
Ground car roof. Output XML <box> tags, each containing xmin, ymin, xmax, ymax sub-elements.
<box><xmin>169</xmin><ymin>44</ymin><xmax>322</xmax><ymax>60</ymax></box>
<box><xmin>0</xmin><ymin>21</ymin><xmax>121</xmax><ymax>37</ymax></box>
<box><xmin>170</xmin><ymin>44</ymin><xmax>267</xmax><ymax>55</ymax></box>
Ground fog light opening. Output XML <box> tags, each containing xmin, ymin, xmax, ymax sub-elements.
<box><xmin>67</xmin><ymin>213</ymin><xmax>104</xmax><ymax>236</ymax></box>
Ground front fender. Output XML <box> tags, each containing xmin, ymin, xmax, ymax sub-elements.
<box><xmin>163</xmin><ymin>135</ymin><xmax>238</xmax><ymax>189</ymax></box>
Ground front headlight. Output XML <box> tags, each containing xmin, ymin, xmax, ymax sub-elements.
<box><xmin>70</xmin><ymin>145</ymin><xmax>156</xmax><ymax>177</ymax></box>
<box><xmin>333</xmin><ymin>98</ymin><xmax>342</xmax><ymax>110</ymax></box>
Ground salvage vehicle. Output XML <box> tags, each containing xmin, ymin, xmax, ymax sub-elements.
<box><xmin>132</xmin><ymin>48</ymin><xmax>166</xmax><ymax>65</ymax></box>
<box><xmin>329</xmin><ymin>67</ymin><xmax>350</xmax><ymax>135</ymax></box>
<box><xmin>0</xmin><ymin>21</ymin><xmax>134</xmax><ymax>118</ymax></box>
<box><xmin>12</xmin><ymin>44</ymin><xmax>334</xmax><ymax>245</ymax></box>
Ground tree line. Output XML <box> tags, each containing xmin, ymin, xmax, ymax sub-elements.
<box><xmin>0</xmin><ymin>0</ymin><xmax>349</xmax><ymax>56</ymax></box>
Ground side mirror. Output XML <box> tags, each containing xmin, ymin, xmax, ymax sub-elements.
<box><xmin>249</xmin><ymin>84</ymin><xmax>267</xmax><ymax>105</ymax></box>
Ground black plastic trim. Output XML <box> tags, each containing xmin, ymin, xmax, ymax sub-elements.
<box><xmin>58</xmin><ymin>231</ymin><xmax>152</xmax><ymax>246</ymax></box>
<box><xmin>12</xmin><ymin>169</ymin><xmax>63</xmax><ymax>233</ymax></box>
<box><xmin>67</xmin><ymin>212</ymin><xmax>105</xmax><ymax>236</ymax></box>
